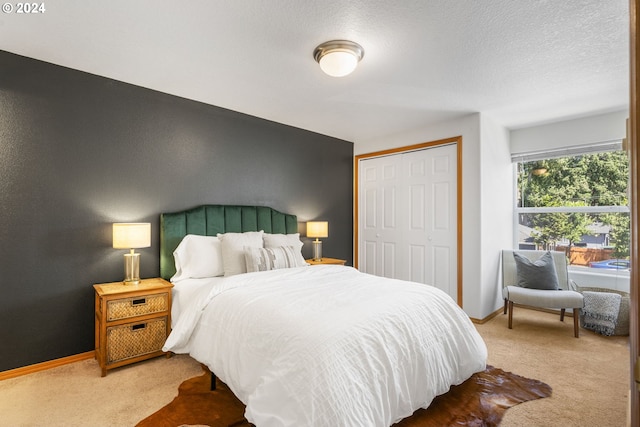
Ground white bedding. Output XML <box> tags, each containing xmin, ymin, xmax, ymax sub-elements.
<box><xmin>164</xmin><ymin>265</ymin><xmax>487</xmax><ymax>427</ymax></box>
<box><xmin>170</xmin><ymin>276</ymin><xmax>225</xmax><ymax>328</ymax></box>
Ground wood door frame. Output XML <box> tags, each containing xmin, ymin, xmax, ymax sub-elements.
<box><xmin>354</xmin><ymin>136</ymin><xmax>463</xmax><ymax>307</ymax></box>
<box><xmin>629</xmin><ymin>0</ymin><xmax>639</xmax><ymax>424</ymax></box>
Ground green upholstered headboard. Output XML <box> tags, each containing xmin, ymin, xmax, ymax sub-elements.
<box><xmin>160</xmin><ymin>205</ymin><xmax>298</xmax><ymax>280</ymax></box>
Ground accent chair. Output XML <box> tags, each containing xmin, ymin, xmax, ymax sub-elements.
<box><xmin>501</xmin><ymin>249</ymin><xmax>584</xmax><ymax>338</ymax></box>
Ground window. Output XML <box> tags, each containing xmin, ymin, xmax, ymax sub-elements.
<box><xmin>514</xmin><ymin>141</ymin><xmax>630</xmax><ymax>278</ymax></box>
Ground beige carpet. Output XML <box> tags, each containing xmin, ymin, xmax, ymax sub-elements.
<box><xmin>0</xmin><ymin>308</ymin><xmax>629</xmax><ymax>427</ymax></box>
<box><xmin>0</xmin><ymin>354</ymin><xmax>203</xmax><ymax>427</ymax></box>
<box><xmin>482</xmin><ymin>308</ymin><xmax>629</xmax><ymax>427</ymax></box>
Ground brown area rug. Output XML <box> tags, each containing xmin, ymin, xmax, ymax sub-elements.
<box><xmin>136</xmin><ymin>365</ymin><xmax>551</xmax><ymax>427</ymax></box>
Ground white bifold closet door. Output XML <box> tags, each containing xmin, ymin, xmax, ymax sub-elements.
<box><xmin>358</xmin><ymin>143</ymin><xmax>457</xmax><ymax>302</ymax></box>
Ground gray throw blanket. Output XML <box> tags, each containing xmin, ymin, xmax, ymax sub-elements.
<box><xmin>580</xmin><ymin>291</ymin><xmax>621</xmax><ymax>336</ymax></box>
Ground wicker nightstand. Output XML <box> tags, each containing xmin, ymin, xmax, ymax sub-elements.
<box><xmin>306</xmin><ymin>257</ymin><xmax>347</xmax><ymax>265</ymax></box>
<box><xmin>93</xmin><ymin>277</ymin><xmax>173</xmax><ymax>377</ymax></box>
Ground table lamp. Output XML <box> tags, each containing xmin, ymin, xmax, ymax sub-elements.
<box><xmin>113</xmin><ymin>223</ymin><xmax>151</xmax><ymax>285</ymax></box>
<box><xmin>307</xmin><ymin>221</ymin><xmax>328</xmax><ymax>261</ymax></box>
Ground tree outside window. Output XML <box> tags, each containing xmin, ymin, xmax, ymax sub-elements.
<box><xmin>516</xmin><ymin>150</ymin><xmax>629</xmax><ymax>267</ymax></box>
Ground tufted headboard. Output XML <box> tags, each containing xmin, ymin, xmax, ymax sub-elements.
<box><xmin>160</xmin><ymin>204</ymin><xmax>298</xmax><ymax>280</ymax></box>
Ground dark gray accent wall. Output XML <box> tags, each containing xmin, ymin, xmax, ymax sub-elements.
<box><xmin>0</xmin><ymin>50</ymin><xmax>353</xmax><ymax>372</ymax></box>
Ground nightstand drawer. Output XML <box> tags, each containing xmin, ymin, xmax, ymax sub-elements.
<box><xmin>106</xmin><ymin>317</ymin><xmax>167</xmax><ymax>364</ymax></box>
<box><xmin>107</xmin><ymin>292</ymin><xmax>169</xmax><ymax>321</ymax></box>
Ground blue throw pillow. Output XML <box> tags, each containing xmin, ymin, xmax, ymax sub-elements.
<box><xmin>513</xmin><ymin>251</ymin><xmax>560</xmax><ymax>290</ymax></box>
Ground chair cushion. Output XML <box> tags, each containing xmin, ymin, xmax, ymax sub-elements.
<box><xmin>513</xmin><ymin>251</ymin><xmax>559</xmax><ymax>290</ymax></box>
<box><xmin>503</xmin><ymin>286</ymin><xmax>583</xmax><ymax>309</ymax></box>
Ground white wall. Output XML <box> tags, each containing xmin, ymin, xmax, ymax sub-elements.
<box><xmin>510</xmin><ymin>109</ymin><xmax>628</xmax><ymax>154</ymax></box>
<box><xmin>479</xmin><ymin>115</ymin><xmax>514</xmax><ymax>316</ymax></box>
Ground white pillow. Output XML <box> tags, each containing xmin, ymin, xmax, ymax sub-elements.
<box><xmin>171</xmin><ymin>234</ymin><xmax>224</xmax><ymax>282</ymax></box>
<box><xmin>218</xmin><ymin>231</ymin><xmax>264</xmax><ymax>276</ymax></box>
<box><xmin>263</xmin><ymin>233</ymin><xmax>306</xmax><ymax>266</ymax></box>
<box><xmin>245</xmin><ymin>246</ymin><xmax>308</xmax><ymax>273</ymax></box>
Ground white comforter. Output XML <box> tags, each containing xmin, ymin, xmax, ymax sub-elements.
<box><xmin>163</xmin><ymin>265</ymin><xmax>487</xmax><ymax>427</ymax></box>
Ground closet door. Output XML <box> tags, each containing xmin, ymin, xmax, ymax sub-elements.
<box><xmin>358</xmin><ymin>144</ymin><xmax>458</xmax><ymax>302</ymax></box>
<box><xmin>402</xmin><ymin>145</ymin><xmax>457</xmax><ymax>300</ymax></box>
<box><xmin>359</xmin><ymin>154</ymin><xmax>403</xmax><ymax>278</ymax></box>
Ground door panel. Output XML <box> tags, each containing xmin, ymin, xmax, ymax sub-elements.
<box><xmin>410</xmin><ymin>244</ymin><xmax>426</xmax><ymax>283</ymax></box>
<box><xmin>363</xmin><ymin>240</ymin><xmax>377</xmax><ymax>274</ymax></box>
<box><xmin>360</xmin><ymin>154</ymin><xmax>403</xmax><ymax>277</ymax></box>
<box><xmin>358</xmin><ymin>143</ymin><xmax>458</xmax><ymax>302</ymax></box>
<box><xmin>364</xmin><ymin>188</ymin><xmax>377</xmax><ymax>228</ymax></box>
<box><xmin>383</xmin><ymin>242</ymin><xmax>396</xmax><ymax>278</ymax></box>
<box><xmin>433</xmin><ymin>182</ymin><xmax>451</xmax><ymax>230</ymax></box>
<box><xmin>433</xmin><ymin>245</ymin><xmax>452</xmax><ymax>297</ymax></box>
<box><xmin>410</xmin><ymin>184</ymin><xmax>426</xmax><ymax>229</ymax></box>
<box><xmin>383</xmin><ymin>186</ymin><xmax>397</xmax><ymax>229</ymax></box>
<box><xmin>405</xmin><ymin>145</ymin><xmax>457</xmax><ymax>300</ymax></box>
<box><xmin>433</xmin><ymin>153</ymin><xmax>451</xmax><ymax>174</ymax></box>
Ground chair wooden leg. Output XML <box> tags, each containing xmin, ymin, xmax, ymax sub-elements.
<box><xmin>503</xmin><ymin>299</ymin><xmax>508</xmax><ymax>315</ymax></box>
<box><xmin>573</xmin><ymin>308</ymin><xmax>580</xmax><ymax>338</ymax></box>
<box><xmin>508</xmin><ymin>301</ymin><xmax>513</xmax><ymax>329</ymax></box>
<box><xmin>560</xmin><ymin>308</ymin><xmax>566</xmax><ymax>322</ymax></box>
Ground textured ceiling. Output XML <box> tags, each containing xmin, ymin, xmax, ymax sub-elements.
<box><xmin>0</xmin><ymin>0</ymin><xmax>629</xmax><ymax>143</ymax></box>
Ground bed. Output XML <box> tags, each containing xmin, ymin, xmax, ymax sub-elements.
<box><xmin>160</xmin><ymin>204</ymin><xmax>487</xmax><ymax>427</ymax></box>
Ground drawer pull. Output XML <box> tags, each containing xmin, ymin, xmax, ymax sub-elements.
<box><xmin>131</xmin><ymin>323</ymin><xmax>146</xmax><ymax>331</ymax></box>
<box><xmin>131</xmin><ymin>298</ymin><xmax>147</xmax><ymax>306</ymax></box>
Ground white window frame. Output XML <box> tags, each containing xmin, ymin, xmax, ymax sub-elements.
<box><xmin>512</xmin><ymin>140</ymin><xmax>630</xmax><ymax>291</ymax></box>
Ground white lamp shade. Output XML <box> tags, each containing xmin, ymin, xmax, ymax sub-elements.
<box><xmin>113</xmin><ymin>223</ymin><xmax>151</xmax><ymax>249</ymax></box>
<box><xmin>313</xmin><ymin>40</ymin><xmax>364</xmax><ymax>78</ymax></box>
<box><xmin>319</xmin><ymin>51</ymin><xmax>359</xmax><ymax>77</ymax></box>
<box><xmin>307</xmin><ymin>221</ymin><xmax>329</xmax><ymax>239</ymax></box>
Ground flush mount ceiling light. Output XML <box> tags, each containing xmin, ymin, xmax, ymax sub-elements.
<box><xmin>313</xmin><ymin>40</ymin><xmax>364</xmax><ymax>77</ymax></box>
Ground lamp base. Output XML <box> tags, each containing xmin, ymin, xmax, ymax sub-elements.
<box><xmin>123</xmin><ymin>252</ymin><xmax>141</xmax><ymax>285</ymax></box>
<box><xmin>312</xmin><ymin>240</ymin><xmax>323</xmax><ymax>262</ymax></box>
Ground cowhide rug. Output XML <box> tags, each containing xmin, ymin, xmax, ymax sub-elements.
<box><xmin>136</xmin><ymin>365</ymin><xmax>551</xmax><ymax>427</ymax></box>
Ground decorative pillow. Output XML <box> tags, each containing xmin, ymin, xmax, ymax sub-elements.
<box><xmin>513</xmin><ymin>251</ymin><xmax>560</xmax><ymax>290</ymax></box>
<box><xmin>263</xmin><ymin>233</ymin><xmax>306</xmax><ymax>266</ymax></box>
<box><xmin>244</xmin><ymin>246</ymin><xmax>308</xmax><ymax>273</ymax></box>
<box><xmin>171</xmin><ymin>234</ymin><xmax>224</xmax><ymax>282</ymax></box>
<box><xmin>218</xmin><ymin>231</ymin><xmax>264</xmax><ymax>276</ymax></box>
